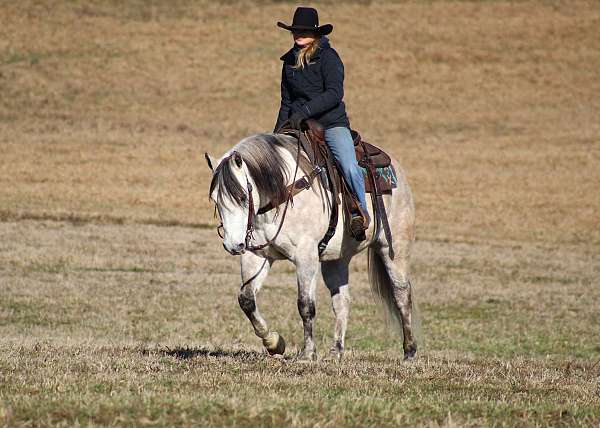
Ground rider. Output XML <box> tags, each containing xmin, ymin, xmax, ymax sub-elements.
<box><xmin>274</xmin><ymin>7</ymin><xmax>370</xmax><ymax>240</ymax></box>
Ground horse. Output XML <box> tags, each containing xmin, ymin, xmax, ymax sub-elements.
<box><xmin>205</xmin><ymin>132</ymin><xmax>417</xmax><ymax>361</ymax></box>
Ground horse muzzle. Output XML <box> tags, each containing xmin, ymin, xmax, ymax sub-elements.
<box><xmin>223</xmin><ymin>242</ymin><xmax>246</xmax><ymax>256</ymax></box>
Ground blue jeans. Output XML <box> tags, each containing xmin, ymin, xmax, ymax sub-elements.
<box><xmin>324</xmin><ymin>126</ymin><xmax>368</xmax><ymax>212</ymax></box>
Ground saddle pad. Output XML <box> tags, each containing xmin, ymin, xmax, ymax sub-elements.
<box><xmin>361</xmin><ymin>164</ymin><xmax>397</xmax><ymax>194</ymax></box>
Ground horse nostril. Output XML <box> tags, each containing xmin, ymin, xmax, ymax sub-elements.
<box><xmin>224</xmin><ymin>242</ymin><xmax>246</xmax><ymax>255</ymax></box>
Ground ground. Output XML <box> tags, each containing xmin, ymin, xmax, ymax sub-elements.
<box><xmin>1</xmin><ymin>1</ymin><xmax>599</xmax><ymax>426</ymax></box>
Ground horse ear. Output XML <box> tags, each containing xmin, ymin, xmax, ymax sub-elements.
<box><xmin>205</xmin><ymin>152</ymin><xmax>216</xmax><ymax>171</ymax></box>
<box><xmin>233</xmin><ymin>152</ymin><xmax>243</xmax><ymax>168</ymax></box>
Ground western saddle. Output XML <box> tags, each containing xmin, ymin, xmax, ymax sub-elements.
<box><xmin>272</xmin><ymin>119</ymin><xmax>396</xmax><ymax>259</ymax></box>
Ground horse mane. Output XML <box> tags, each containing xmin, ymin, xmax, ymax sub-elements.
<box><xmin>209</xmin><ymin>133</ymin><xmax>311</xmax><ymax>208</ymax></box>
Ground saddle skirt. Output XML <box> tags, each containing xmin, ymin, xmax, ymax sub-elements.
<box><xmin>360</xmin><ymin>163</ymin><xmax>398</xmax><ymax>194</ymax></box>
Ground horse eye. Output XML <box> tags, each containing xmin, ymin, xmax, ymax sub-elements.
<box><xmin>240</xmin><ymin>195</ymin><xmax>247</xmax><ymax>204</ymax></box>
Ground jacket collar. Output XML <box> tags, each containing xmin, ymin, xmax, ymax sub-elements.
<box><xmin>279</xmin><ymin>36</ymin><xmax>330</xmax><ymax>62</ymax></box>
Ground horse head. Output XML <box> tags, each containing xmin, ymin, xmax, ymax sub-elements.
<box><xmin>207</xmin><ymin>151</ymin><xmax>259</xmax><ymax>255</ymax></box>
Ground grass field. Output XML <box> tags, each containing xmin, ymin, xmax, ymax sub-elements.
<box><xmin>1</xmin><ymin>0</ymin><xmax>599</xmax><ymax>426</ymax></box>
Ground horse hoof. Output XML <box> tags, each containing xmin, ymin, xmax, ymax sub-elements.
<box><xmin>296</xmin><ymin>349</ymin><xmax>317</xmax><ymax>363</ymax></box>
<box><xmin>263</xmin><ymin>332</ymin><xmax>286</xmax><ymax>356</ymax></box>
<box><xmin>327</xmin><ymin>344</ymin><xmax>344</xmax><ymax>362</ymax></box>
<box><xmin>403</xmin><ymin>346</ymin><xmax>417</xmax><ymax>361</ymax></box>
<box><xmin>326</xmin><ymin>350</ymin><xmax>343</xmax><ymax>362</ymax></box>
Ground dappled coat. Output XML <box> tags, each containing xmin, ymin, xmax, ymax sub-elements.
<box><xmin>274</xmin><ymin>36</ymin><xmax>351</xmax><ymax>132</ymax></box>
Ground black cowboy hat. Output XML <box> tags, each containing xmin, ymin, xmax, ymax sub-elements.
<box><xmin>277</xmin><ymin>7</ymin><xmax>333</xmax><ymax>36</ymax></box>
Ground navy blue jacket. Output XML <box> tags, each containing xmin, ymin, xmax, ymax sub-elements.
<box><xmin>274</xmin><ymin>36</ymin><xmax>351</xmax><ymax>132</ymax></box>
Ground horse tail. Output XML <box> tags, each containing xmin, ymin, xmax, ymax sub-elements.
<box><xmin>367</xmin><ymin>247</ymin><xmax>420</xmax><ymax>340</ymax></box>
<box><xmin>367</xmin><ymin>247</ymin><xmax>403</xmax><ymax>336</ymax></box>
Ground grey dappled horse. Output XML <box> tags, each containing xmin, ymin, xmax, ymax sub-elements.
<box><xmin>206</xmin><ymin>133</ymin><xmax>417</xmax><ymax>361</ymax></box>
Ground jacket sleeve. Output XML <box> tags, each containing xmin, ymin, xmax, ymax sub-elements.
<box><xmin>300</xmin><ymin>49</ymin><xmax>344</xmax><ymax>118</ymax></box>
<box><xmin>274</xmin><ymin>64</ymin><xmax>292</xmax><ymax>132</ymax></box>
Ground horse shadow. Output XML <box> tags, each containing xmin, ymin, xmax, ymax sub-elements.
<box><xmin>143</xmin><ymin>346</ymin><xmax>264</xmax><ymax>361</ymax></box>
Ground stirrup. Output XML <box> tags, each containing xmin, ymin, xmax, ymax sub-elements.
<box><xmin>350</xmin><ymin>212</ymin><xmax>367</xmax><ymax>242</ymax></box>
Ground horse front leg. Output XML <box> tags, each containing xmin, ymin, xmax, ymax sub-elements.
<box><xmin>238</xmin><ymin>252</ymin><xmax>285</xmax><ymax>356</ymax></box>
<box><xmin>321</xmin><ymin>260</ymin><xmax>351</xmax><ymax>360</ymax></box>
<box><xmin>295</xmin><ymin>249</ymin><xmax>320</xmax><ymax>361</ymax></box>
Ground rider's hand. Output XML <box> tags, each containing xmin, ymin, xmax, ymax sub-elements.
<box><xmin>289</xmin><ymin>111</ymin><xmax>307</xmax><ymax>130</ymax></box>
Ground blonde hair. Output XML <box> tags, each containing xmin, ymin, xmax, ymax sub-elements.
<box><xmin>294</xmin><ymin>37</ymin><xmax>321</xmax><ymax>69</ymax></box>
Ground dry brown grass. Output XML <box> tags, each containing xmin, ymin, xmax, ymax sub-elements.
<box><xmin>1</xmin><ymin>0</ymin><xmax>599</xmax><ymax>244</ymax></box>
<box><xmin>1</xmin><ymin>0</ymin><xmax>600</xmax><ymax>426</ymax></box>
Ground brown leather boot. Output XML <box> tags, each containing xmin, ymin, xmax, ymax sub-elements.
<box><xmin>350</xmin><ymin>207</ymin><xmax>370</xmax><ymax>241</ymax></box>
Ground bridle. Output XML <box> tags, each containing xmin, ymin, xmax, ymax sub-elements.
<box><xmin>214</xmin><ymin>133</ymin><xmax>305</xmax><ymax>252</ymax></box>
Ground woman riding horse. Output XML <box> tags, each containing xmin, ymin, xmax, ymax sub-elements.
<box><xmin>274</xmin><ymin>7</ymin><xmax>370</xmax><ymax>240</ymax></box>
<box><xmin>205</xmin><ymin>7</ymin><xmax>418</xmax><ymax>362</ymax></box>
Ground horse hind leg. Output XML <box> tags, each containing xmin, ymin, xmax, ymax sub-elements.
<box><xmin>369</xmin><ymin>245</ymin><xmax>417</xmax><ymax>360</ymax></box>
<box><xmin>321</xmin><ymin>259</ymin><xmax>351</xmax><ymax>360</ymax></box>
<box><xmin>238</xmin><ymin>252</ymin><xmax>285</xmax><ymax>356</ymax></box>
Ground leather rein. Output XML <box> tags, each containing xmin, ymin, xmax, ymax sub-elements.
<box><xmin>215</xmin><ymin>132</ymin><xmax>321</xmax><ymax>252</ymax></box>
